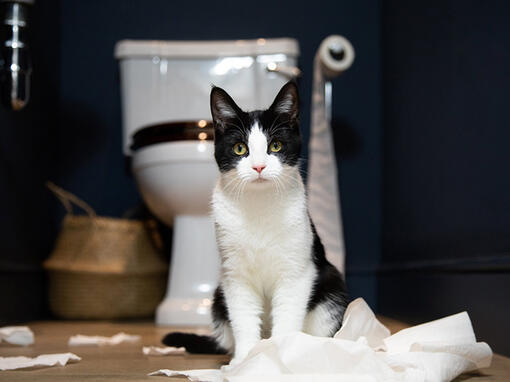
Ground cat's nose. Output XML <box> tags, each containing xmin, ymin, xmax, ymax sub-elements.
<box><xmin>252</xmin><ymin>165</ymin><xmax>266</xmax><ymax>174</ymax></box>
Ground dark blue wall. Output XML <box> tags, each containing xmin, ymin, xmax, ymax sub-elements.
<box><xmin>380</xmin><ymin>0</ymin><xmax>510</xmax><ymax>355</ymax></box>
<box><xmin>0</xmin><ymin>0</ymin><xmax>382</xmax><ymax>321</ymax></box>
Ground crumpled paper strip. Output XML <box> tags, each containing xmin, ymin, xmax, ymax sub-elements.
<box><xmin>143</xmin><ymin>346</ymin><xmax>186</xmax><ymax>356</ymax></box>
<box><xmin>0</xmin><ymin>353</ymin><xmax>80</xmax><ymax>371</ymax></box>
<box><xmin>0</xmin><ymin>326</ymin><xmax>34</xmax><ymax>346</ymax></box>
<box><xmin>149</xmin><ymin>298</ymin><xmax>492</xmax><ymax>382</ymax></box>
<box><xmin>68</xmin><ymin>332</ymin><xmax>140</xmax><ymax>346</ymax></box>
<box><xmin>149</xmin><ymin>369</ymin><xmax>220</xmax><ymax>381</ymax></box>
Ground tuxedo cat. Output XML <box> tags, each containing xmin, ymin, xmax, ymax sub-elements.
<box><xmin>163</xmin><ymin>82</ymin><xmax>348</xmax><ymax>364</ymax></box>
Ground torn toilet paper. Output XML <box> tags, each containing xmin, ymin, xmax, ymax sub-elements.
<box><xmin>150</xmin><ymin>368</ymin><xmax>219</xmax><ymax>381</ymax></box>
<box><xmin>0</xmin><ymin>353</ymin><xmax>80</xmax><ymax>371</ymax></box>
<box><xmin>149</xmin><ymin>298</ymin><xmax>492</xmax><ymax>382</ymax></box>
<box><xmin>0</xmin><ymin>326</ymin><xmax>34</xmax><ymax>346</ymax></box>
<box><xmin>143</xmin><ymin>346</ymin><xmax>186</xmax><ymax>356</ymax></box>
<box><xmin>68</xmin><ymin>332</ymin><xmax>140</xmax><ymax>346</ymax></box>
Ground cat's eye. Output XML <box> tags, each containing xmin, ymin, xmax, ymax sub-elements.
<box><xmin>270</xmin><ymin>141</ymin><xmax>283</xmax><ymax>152</ymax></box>
<box><xmin>233</xmin><ymin>142</ymin><xmax>247</xmax><ymax>155</ymax></box>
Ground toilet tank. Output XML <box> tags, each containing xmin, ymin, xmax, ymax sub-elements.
<box><xmin>114</xmin><ymin>38</ymin><xmax>300</xmax><ymax>155</ymax></box>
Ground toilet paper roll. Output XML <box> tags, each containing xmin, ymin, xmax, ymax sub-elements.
<box><xmin>307</xmin><ymin>56</ymin><xmax>345</xmax><ymax>273</ymax></box>
<box><xmin>307</xmin><ymin>35</ymin><xmax>355</xmax><ymax>273</ymax></box>
<box><xmin>318</xmin><ymin>35</ymin><xmax>355</xmax><ymax>78</ymax></box>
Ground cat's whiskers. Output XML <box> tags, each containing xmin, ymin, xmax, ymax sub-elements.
<box><xmin>225</xmin><ymin>122</ymin><xmax>245</xmax><ymax>131</ymax></box>
<box><xmin>275</xmin><ymin>178</ymin><xmax>286</xmax><ymax>200</ymax></box>
<box><xmin>269</xmin><ymin>172</ymin><xmax>288</xmax><ymax>200</ymax></box>
<box><xmin>234</xmin><ymin>180</ymin><xmax>243</xmax><ymax>202</ymax></box>
<box><xmin>235</xmin><ymin>114</ymin><xmax>246</xmax><ymax>131</ymax></box>
<box><xmin>269</xmin><ymin>175</ymin><xmax>282</xmax><ymax>198</ymax></box>
<box><xmin>275</xmin><ymin>171</ymin><xmax>300</xmax><ymax>188</ymax></box>
<box><xmin>220</xmin><ymin>181</ymin><xmax>239</xmax><ymax>199</ymax></box>
<box><xmin>227</xmin><ymin>174</ymin><xmax>249</xmax><ymax>202</ymax></box>
<box><xmin>221</xmin><ymin>174</ymin><xmax>241</xmax><ymax>194</ymax></box>
<box><xmin>224</xmin><ymin>114</ymin><xmax>247</xmax><ymax>133</ymax></box>
<box><xmin>268</xmin><ymin>118</ymin><xmax>292</xmax><ymax>136</ymax></box>
<box><xmin>237</xmin><ymin>177</ymin><xmax>250</xmax><ymax>202</ymax></box>
<box><xmin>233</xmin><ymin>181</ymin><xmax>245</xmax><ymax>202</ymax></box>
<box><xmin>267</xmin><ymin>114</ymin><xmax>282</xmax><ymax>135</ymax></box>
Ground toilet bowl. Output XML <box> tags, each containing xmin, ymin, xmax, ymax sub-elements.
<box><xmin>115</xmin><ymin>38</ymin><xmax>300</xmax><ymax>326</ymax></box>
<box><xmin>131</xmin><ymin>135</ymin><xmax>217</xmax><ymax>223</ymax></box>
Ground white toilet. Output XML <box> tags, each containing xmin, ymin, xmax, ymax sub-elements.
<box><xmin>115</xmin><ymin>38</ymin><xmax>300</xmax><ymax>326</ymax></box>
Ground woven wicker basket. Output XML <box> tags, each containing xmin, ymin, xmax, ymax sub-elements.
<box><xmin>44</xmin><ymin>182</ymin><xmax>168</xmax><ymax>319</ymax></box>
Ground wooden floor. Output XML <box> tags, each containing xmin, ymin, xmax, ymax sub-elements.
<box><xmin>0</xmin><ymin>319</ymin><xmax>508</xmax><ymax>381</ymax></box>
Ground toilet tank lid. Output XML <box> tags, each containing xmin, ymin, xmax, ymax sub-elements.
<box><xmin>114</xmin><ymin>38</ymin><xmax>299</xmax><ymax>59</ymax></box>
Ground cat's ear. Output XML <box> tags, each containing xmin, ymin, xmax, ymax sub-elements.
<box><xmin>210</xmin><ymin>86</ymin><xmax>243</xmax><ymax>130</ymax></box>
<box><xmin>269</xmin><ymin>81</ymin><xmax>299</xmax><ymax>120</ymax></box>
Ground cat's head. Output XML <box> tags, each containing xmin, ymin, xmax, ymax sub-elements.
<box><xmin>210</xmin><ymin>82</ymin><xmax>301</xmax><ymax>191</ymax></box>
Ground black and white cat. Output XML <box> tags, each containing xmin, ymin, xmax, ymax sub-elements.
<box><xmin>163</xmin><ymin>82</ymin><xmax>348</xmax><ymax>364</ymax></box>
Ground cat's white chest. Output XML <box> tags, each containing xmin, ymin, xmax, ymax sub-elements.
<box><xmin>212</xmin><ymin>184</ymin><xmax>313</xmax><ymax>290</ymax></box>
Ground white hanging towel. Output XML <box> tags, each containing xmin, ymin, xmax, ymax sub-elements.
<box><xmin>307</xmin><ymin>35</ymin><xmax>355</xmax><ymax>274</ymax></box>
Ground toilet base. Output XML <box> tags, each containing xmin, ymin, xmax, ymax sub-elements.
<box><xmin>156</xmin><ymin>215</ymin><xmax>221</xmax><ymax>326</ymax></box>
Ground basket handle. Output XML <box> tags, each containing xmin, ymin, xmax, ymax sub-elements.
<box><xmin>46</xmin><ymin>181</ymin><xmax>97</xmax><ymax>218</ymax></box>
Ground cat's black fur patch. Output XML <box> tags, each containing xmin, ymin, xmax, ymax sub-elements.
<box><xmin>161</xmin><ymin>288</ymin><xmax>230</xmax><ymax>355</ymax></box>
<box><xmin>211</xmin><ymin>82</ymin><xmax>302</xmax><ymax>172</ymax></box>
<box><xmin>212</xmin><ymin>285</ymin><xmax>229</xmax><ymax>322</ymax></box>
<box><xmin>307</xmin><ymin>222</ymin><xmax>349</xmax><ymax>333</ymax></box>
<box><xmin>162</xmin><ymin>332</ymin><xmax>226</xmax><ymax>354</ymax></box>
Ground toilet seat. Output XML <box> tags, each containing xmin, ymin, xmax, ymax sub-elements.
<box><xmin>131</xmin><ymin>121</ymin><xmax>214</xmax><ymax>151</ymax></box>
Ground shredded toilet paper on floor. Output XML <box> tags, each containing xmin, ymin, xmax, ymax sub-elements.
<box><xmin>68</xmin><ymin>332</ymin><xmax>140</xmax><ymax>346</ymax></box>
<box><xmin>143</xmin><ymin>346</ymin><xmax>186</xmax><ymax>356</ymax></box>
<box><xmin>149</xmin><ymin>368</ymin><xmax>220</xmax><ymax>380</ymax></box>
<box><xmin>0</xmin><ymin>326</ymin><xmax>34</xmax><ymax>346</ymax></box>
<box><xmin>149</xmin><ymin>298</ymin><xmax>492</xmax><ymax>382</ymax></box>
<box><xmin>0</xmin><ymin>353</ymin><xmax>81</xmax><ymax>371</ymax></box>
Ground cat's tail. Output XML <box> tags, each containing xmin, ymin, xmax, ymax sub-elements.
<box><xmin>162</xmin><ymin>332</ymin><xmax>227</xmax><ymax>355</ymax></box>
